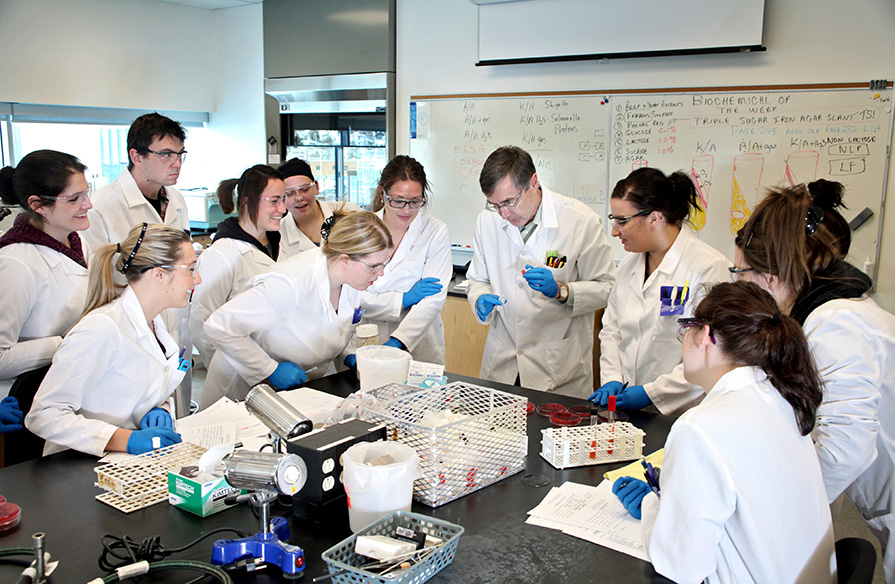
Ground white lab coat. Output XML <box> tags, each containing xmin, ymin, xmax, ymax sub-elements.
<box><xmin>805</xmin><ymin>297</ymin><xmax>895</xmax><ymax>583</ymax></box>
<box><xmin>467</xmin><ymin>187</ymin><xmax>615</xmax><ymax>398</ymax></box>
<box><xmin>189</xmin><ymin>239</ymin><xmax>276</xmax><ymax>369</ymax></box>
<box><xmin>201</xmin><ymin>249</ymin><xmax>362</xmax><ymax>408</ymax></box>
<box><xmin>640</xmin><ymin>366</ymin><xmax>836</xmax><ymax>584</ymax></box>
<box><xmin>0</xmin><ymin>241</ymin><xmax>89</xmax><ymax>397</ymax></box>
<box><xmin>360</xmin><ymin>210</ymin><xmax>451</xmax><ymax>364</ymax></box>
<box><xmin>25</xmin><ymin>287</ymin><xmax>185</xmax><ymax>457</ymax></box>
<box><xmin>278</xmin><ymin>200</ymin><xmax>361</xmax><ymax>261</ymax></box>
<box><xmin>599</xmin><ymin>228</ymin><xmax>730</xmax><ymax>414</ymax></box>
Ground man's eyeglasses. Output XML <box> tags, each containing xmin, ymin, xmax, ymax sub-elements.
<box><xmin>53</xmin><ymin>187</ymin><xmax>92</xmax><ymax>205</ymax></box>
<box><xmin>146</xmin><ymin>149</ymin><xmax>187</xmax><ymax>163</ymax></box>
<box><xmin>676</xmin><ymin>317</ymin><xmax>715</xmax><ymax>344</ymax></box>
<box><xmin>485</xmin><ymin>190</ymin><xmax>524</xmax><ymax>213</ymax></box>
<box><xmin>285</xmin><ymin>183</ymin><xmax>316</xmax><ymax>200</ymax></box>
<box><xmin>607</xmin><ymin>209</ymin><xmax>651</xmax><ymax>227</ymax></box>
<box><xmin>352</xmin><ymin>256</ymin><xmax>389</xmax><ymax>273</ymax></box>
<box><xmin>384</xmin><ymin>193</ymin><xmax>425</xmax><ymax>210</ymax></box>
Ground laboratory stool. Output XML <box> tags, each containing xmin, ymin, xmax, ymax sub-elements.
<box><xmin>836</xmin><ymin>536</ymin><xmax>876</xmax><ymax>584</ymax></box>
<box><xmin>2</xmin><ymin>365</ymin><xmax>49</xmax><ymax>466</ymax></box>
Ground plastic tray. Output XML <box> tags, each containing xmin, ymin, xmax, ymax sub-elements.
<box><xmin>321</xmin><ymin>511</ymin><xmax>463</xmax><ymax>584</ymax></box>
<box><xmin>540</xmin><ymin>422</ymin><xmax>645</xmax><ymax>469</ymax></box>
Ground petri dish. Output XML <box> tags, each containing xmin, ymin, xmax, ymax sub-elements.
<box><xmin>596</xmin><ymin>410</ymin><xmax>629</xmax><ymax>424</ymax></box>
<box><xmin>536</xmin><ymin>403</ymin><xmax>567</xmax><ymax>417</ymax></box>
<box><xmin>567</xmin><ymin>405</ymin><xmax>592</xmax><ymax>416</ymax></box>
<box><xmin>550</xmin><ymin>411</ymin><xmax>581</xmax><ymax>427</ymax></box>
<box><xmin>0</xmin><ymin>501</ymin><xmax>21</xmax><ymax>533</ymax></box>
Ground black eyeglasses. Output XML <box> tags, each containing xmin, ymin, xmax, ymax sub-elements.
<box><xmin>607</xmin><ymin>209</ymin><xmax>652</xmax><ymax>226</ymax></box>
<box><xmin>677</xmin><ymin>317</ymin><xmax>715</xmax><ymax>344</ymax></box>
<box><xmin>384</xmin><ymin>193</ymin><xmax>425</xmax><ymax>210</ymax></box>
<box><xmin>728</xmin><ymin>266</ymin><xmax>756</xmax><ymax>277</ymax></box>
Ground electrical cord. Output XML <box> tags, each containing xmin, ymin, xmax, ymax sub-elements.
<box><xmin>0</xmin><ymin>547</ymin><xmax>41</xmax><ymax>584</ymax></box>
<box><xmin>98</xmin><ymin>527</ymin><xmax>249</xmax><ymax>572</ymax></box>
<box><xmin>95</xmin><ymin>559</ymin><xmax>233</xmax><ymax>584</ymax></box>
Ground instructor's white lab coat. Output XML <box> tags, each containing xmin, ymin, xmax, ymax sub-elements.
<box><xmin>640</xmin><ymin>367</ymin><xmax>836</xmax><ymax>584</ymax></box>
<box><xmin>360</xmin><ymin>210</ymin><xmax>451</xmax><ymax>364</ymax></box>
<box><xmin>467</xmin><ymin>187</ymin><xmax>615</xmax><ymax>398</ymax></box>
<box><xmin>278</xmin><ymin>200</ymin><xmax>361</xmax><ymax>261</ymax></box>
<box><xmin>202</xmin><ymin>249</ymin><xmax>361</xmax><ymax>407</ymax></box>
<box><xmin>599</xmin><ymin>228</ymin><xmax>730</xmax><ymax>414</ymax></box>
<box><xmin>189</xmin><ymin>239</ymin><xmax>276</xmax><ymax>368</ymax></box>
<box><xmin>806</xmin><ymin>297</ymin><xmax>895</xmax><ymax>583</ymax></box>
<box><xmin>25</xmin><ymin>287</ymin><xmax>184</xmax><ymax>457</ymax></box>
<box><xmin>0</xmin><ymin>241</ymin><xmax>88</xmax><ymax>397</ymax></box>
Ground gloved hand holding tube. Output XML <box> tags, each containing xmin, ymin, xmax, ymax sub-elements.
<box><xmin>475</xmin><ymin>293</ymin><xmax>505</xmax><ymax>321</ymax></box>
<box><xmin>522</xmin><ymin>265</ymin><xmax>559</xmax><ymax>298</ymax></box>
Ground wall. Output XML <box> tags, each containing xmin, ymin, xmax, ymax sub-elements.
<box><xmin>395</xmin><ymin>0</ymin><xmax>895</xmax><ymax>312</ymax></box>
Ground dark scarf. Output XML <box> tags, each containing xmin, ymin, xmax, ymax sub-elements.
<box><xmin>0</xmin><ymin>213</ymin><xmax>87</xmax><ymax>268</ymax></box>
<box><xmin>212</xmin><ymin>216</ymin><xmax>280</xmax><ymax>261</ymax></box>
<box><xmin>790</xmin><ymin>260</ymin><xmax>872</xmax><ymax>325</ymax></box>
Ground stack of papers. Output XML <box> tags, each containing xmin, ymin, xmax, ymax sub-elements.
<box><xmin>527</xmin><ymin>480</ymin><xmax>650</xmax><ymax>561</ymax></box>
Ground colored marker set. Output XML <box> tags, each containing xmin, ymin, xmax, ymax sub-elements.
<box><xmin>545</xmin><ymin>250</ymin><xmax>567</xmax><ymax>269</ymax></box>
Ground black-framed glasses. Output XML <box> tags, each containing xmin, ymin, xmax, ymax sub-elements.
<box><xmin>352</xmin><ymin>256</ymin><xmax>389</xmax><ymax>273</ymax></box>
<box><xmin>728</xmin><ymin>266</ymin><xmax>756</xmax><ymax>278</ymax></box>
<box><xmin>677</xmin><ymin>317</ymin><xmax>715</xmax><ymax>344</ymax></box>
<box><xmin>608</xmin><ymin>209</ymin><xmax>652</xmax><ymax>227</ymax></box>
<box><xmin>145</xmin><ymin>149</ymin><xmax>187</xmax><ymax>163</ymax></box>
<box><xmin>285</xmin><ymin>183</ymin><xmax>316</xmax><ymax>200</ymax></box>
<box><xmin>485</xmin><ymin>189</ymin><xmax>524</xmax><ymax>213</ymax></box>
<box><xmin>384</xmin><ymin>193</ymin><xmax>425</xmax><ymax>210</ymax></box>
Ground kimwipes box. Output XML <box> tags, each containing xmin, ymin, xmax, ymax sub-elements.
<box><xmin>167</xmin><ymin>470</ymin><xmax>246</xmax><ymax>517</ymax></box>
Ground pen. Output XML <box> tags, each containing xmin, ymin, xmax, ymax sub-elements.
<box><xmin>179</xmin><ymin>346</ymin><xmax>187</xmax><ymax>359</ymax></box>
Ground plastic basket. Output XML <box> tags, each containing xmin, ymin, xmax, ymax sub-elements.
<box><xmin>94</xmin><ymin>442</ymin><xmax>207</xmax><ymax>512</ymax></box>
<box><xmin>540</xmin><ymin>422</ymin><xmax>645</xmax><ymax>469</ymax></box>
<box><xmin>321</xmin><ymin>511</ymin><xmax>463</xmax><ymax>584</ymax></box>
<box><xmin>363</xmin><ymin>382</ymin><xmax>527</xmax><ymax>507</ymax></box>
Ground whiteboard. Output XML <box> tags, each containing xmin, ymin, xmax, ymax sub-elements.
<box><xmin>410</xmin><ymin>86</ymin><xmax>893</xmax><ymax>275</ymax></box>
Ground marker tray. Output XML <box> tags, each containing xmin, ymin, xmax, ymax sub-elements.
<box><xmin>321</xmin><ymin>511</ymin><xmax>463</xmax><ymax>584</ymax></box>
<box><xmin>363</xmin><ymin>381</ymin><xmax>527</xmax><ymax>507</ymax></box>
<box><xmin>540</xmin><ymin>422</ymin><xmax>645</xmax><ymax>469</ymax></box>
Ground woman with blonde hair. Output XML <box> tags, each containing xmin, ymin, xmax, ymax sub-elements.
<box><xmin>26</xmin><ymin>223</ymin><xmax>201</xmax><ymax>456</ymax></box>
<box><xmin>201</xmin><ymin>210</ymin><xmax>392</xmax><ymax>407</ymax></box>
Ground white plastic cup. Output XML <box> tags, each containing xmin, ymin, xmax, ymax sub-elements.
<box><xmin>356</xmin><ymin>345</ymin><xmax>411</xmax><ymax>392</ymax></box>
<box><xmin>341</xmin><ymin>441</ymin><xmax>421</xmax><ymax>532</ymax></box>
<box><xmin>356</xmin><ymin>324</ymin><xmax>380</xmax><ymax>347</ymax></box>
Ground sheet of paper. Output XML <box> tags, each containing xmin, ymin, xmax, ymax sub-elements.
<box><xmin>178</xmin><ymin>422</ymin><xmax>237</xmax><ymax>449</ymax></box>
<box><xmin>604</xmin><ymin>448</ymin><xmax>665</xmax><ymax>483</ymax></box>
<box><xmin>528</xmin><ymin>480</ymin><xmax>643</xmax><ymax>542</ymax></box>
<box><xmin>277</xmin><ymin>387</ymin><xmax>345</xmax><ymax>424</ymax></box>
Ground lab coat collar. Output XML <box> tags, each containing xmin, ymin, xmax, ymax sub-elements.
<box><xmin>310</xmin><ymin>249</ymin><xmax>342</xmax><ymax>324</ymax></box>
<box><xmin>652</xmin><ymin>226</ymin><xmax>694</xmax><ymax>279</ymax></box>
<box><xmin>703</xmin><ymin>366</ymin><xmax>770</xmax><ymax>404</ymax></box>
<box><xmin>498</xmin><ymin>186</ymin><xmax>558</xmax><ymax>247</ymax></box>
<box><xmin>375</xmin><ymin>208</ymin><xmax>428</xmax><ymax>267</ymax></box>
<box><xmin>116</xmin><ymin>169</ymin><xmax>181</xmax><ymax>225</ymax></box>
<box><xmin>117</xmin><ymin>286</ymin><xmax>176</xmax><ymax>360</ymax></box>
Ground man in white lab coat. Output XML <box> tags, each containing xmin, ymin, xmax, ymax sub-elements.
<box><xmin>467</xmin><ymin>146</ymin><xmax>615</xmax><ymax>398</ymax></box>
<box><xmin>83</xmin><ymin>113</ymin><xmax>193</xmax><ymax>415</ymax></box>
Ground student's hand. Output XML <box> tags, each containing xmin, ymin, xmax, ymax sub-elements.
<box><xmin>0</xmin><ymin>396</ymin><xmax>24</xmax><ymax>434</ymax></box>
<box><xmin>343</xmin><ymin>354</ymin><xmax>357</xmax><ymax>370</ymax></box>
<box><xmin>139</xmin><ymin>407</ymin><xmax>173</xmax><ymax>429</ymax></box>
<box><xmin>523</xmin><ymin>265</ymin><xmax>559</xmax><ymax>299</ymax></box>
<box><xmin>616</xmin><ymin>385</ymin><xmax>651</xmax><ymax>410</ymax></box>
<box><xmin>127</xmin><ymin>427</ymin><xmax>181</xmax><ymax>454</ymax></box>
<box><xmin>475</xmin><ymin>294</ymin><xmax>503</xmax><ymax>321</ymax></box>
<box><xmin>267</xmin><ymin>362</ymin><xmax>308</xmax><ymax>389</ymax></box>
<box><xmin>403</xmin><ymin>277</ymin><xmax>443</xmax><ymax>309</ymax></box>
<box><xmin>383</xmin><ymin>337</ymin><xmax>405</xmax><ymax>350</ymax></box>
<box><xmin>589</xmin><ymin>381</ymin><xmax>624</xmax><ymax>407</ymax></box>
<box><xmin>612</xmin><ymin>476</ymin><xmax>651</xmax><ymax>519</ymax></box>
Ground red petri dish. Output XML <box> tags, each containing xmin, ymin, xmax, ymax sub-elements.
<box><xmin>568</xmin><ymin>405</ymin><xmax>592</xmax><ymax>417</ymax></box>
<box><xmin>596</xmin><ymin>410</ymin><xmax>629</xmax><ymax>424</ymax></box>
<box><xmin>536</xmin><ymin>403</ymin><xmax>567</xmax><ymax>417</ymax></box>
<box><xmin>526</xmin><ymin>401</ymin><xmax>535</xmax><ymax>415</ymax></box>
<box><xmin>0</xmin><ymin>501</ymin><xmax>21</xmax><ymax>533</ymax></box>
<box><xmin>550</xmin><ymin>411</ymin><xmax>581</xmax><ymax>427</ymax></box>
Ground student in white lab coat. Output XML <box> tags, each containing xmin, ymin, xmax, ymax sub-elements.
<box><xmin>201</xmin><ymin>210</ymin><xmax>392</xmax><ymax>408</ymax></box>
<box><xmin>591</xmin><ymin>168</ymin><xmax>730</xmax><ymax>414</ymax></box>
<box><xmin>277</xmin><ymin>158</ymin><xmax>360</xmax><ymax>260</ymax></box>
<box><xmin>613</xmin><ymin>281</ymin><xmax>836</xmax><ymax>584</ymax></box>
<box><xmin>0</xmin><ymin>150</ymin><xmax>92</xmax><ymax>402</ymax></box>
<box><xmin>360</xmin><ymin>155</ymin><xmax>451</xmax><ymax>364</ymax></box>
<box><xmin>733</xmin><ymin>181</ymin><xmax>895</xmax><ymax>583</ymax></box>
<box><xmin>467</xmin><ymin>146</ymin><xmax>615</xmax><ymax>398</ymax></box>
<box><xmin>25</xmin><ymin>223</ymin><xmax>201</xmax><ymax>456</ymax></box>
<box><xmin>189</xmin><ymin>165</ymin><xmax>286</xmax><ymax>368</ymax></box>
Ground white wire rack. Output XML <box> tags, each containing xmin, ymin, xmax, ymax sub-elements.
<box><xmin>540</xmin><ymin>422</ymin><xmax>645</xmax><ymax>469</ymax></box>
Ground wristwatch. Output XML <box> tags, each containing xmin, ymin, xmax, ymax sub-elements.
<box><xmin>556</xmin><ymin>281</ymin><xmax>570</xmax><ymax>304</ymax></box>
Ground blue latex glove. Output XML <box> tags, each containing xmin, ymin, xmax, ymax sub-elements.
<box><xmin>383</xmin><ymin>337</ymin><xmax>406</xmax><ymax>350</ymax></box>
<box><xmin>612</xmin><ymin>476</ymin><xmax>652</xmax><ymax>519</ymax></box>
<box><xmin>475</xmin><ymin>294</ymin><xmax>504</xmax><ymax>321</ymax></box>
<box><xmin>0</xmin><ymin>396</ymin><xmax>24</xmax><ymax>434</ymax></box>
<box><xmin>344</xmin><ymin>354</ymin><xmax>357</xmax><ymax>369</ymax></box>
<box><xmin>588</xmin><ymin>381</ymin><xmax>624</xmax><ymax>407</ymax></box>
<box><xmin>267</xmin><ymin>362</ymin><xmax>308</xmax><ymax>390</ymax></box>
<box><xmin>127</xmin><ymin>427</ymin><xmax>181</xmax><ymax>454</ymax></box>
<box><xmin>616</xmin><ymin>385</ymin><xmax>652</xmax><ymax>410</ymax></box>
<box><xmin>403</xmin><ymin>277</ymin><xmax>443</xmax><ymax>309</ymax></box>
<box><xmin>523</xmin><ymin>265</ymin><xmax>559</xmax><ymax>298</ymax></box>
<box><xmin>139</xmin><ymin>407</ymin><xmax>173</xmax><ymax>429</ymax></box>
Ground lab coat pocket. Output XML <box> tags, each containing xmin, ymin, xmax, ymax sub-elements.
<box><xmin>544</xmin><ymin>333</ymin><xmax>585</xmax><ymax>389</ymax></box>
